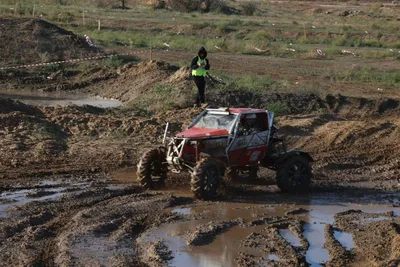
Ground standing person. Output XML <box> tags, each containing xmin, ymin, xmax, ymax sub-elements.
<box><xmin>191</xmin><ymin>47</ymin><xmax>210</xmax><ymax>107</ymax></box>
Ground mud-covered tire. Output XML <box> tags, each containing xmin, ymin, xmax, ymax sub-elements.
<box><xmin>137</xmin><ymin>148</ymin><xmax>167</xmax><ymax>190</ymax></box>
<box><xmin>191</xmin><ymin>159</ymin><xmax>221</xmax><ymax>200</ymax></box>
<box><xmin>276</xmin><ymin>156</ymin><xmax>312</xmax><ymax>193</ymax></box>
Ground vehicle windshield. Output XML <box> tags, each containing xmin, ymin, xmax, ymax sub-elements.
<box><xmin>192</xmin><ymin>113</ymin><xmax>237</xmax><ymax>131</ymax></box>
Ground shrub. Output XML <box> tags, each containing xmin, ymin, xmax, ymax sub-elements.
<box><xmin>209</xmin><ymin>0</ymin><xmax>240</xmax><ymax>15</ymax></box>
<box><xmin>104</xmin><ymin>56</ymin><xmax>124</xmax><ymax>68</ymax></box>
<box><xmin>267</xmin><ymin>102</ymin><xmax>289</xmax><ymax>116</ymax></box>
<box><xmin>241</xmin><ymin>2</ymin><xmax>257</xmax><ymax>16</ymax></box>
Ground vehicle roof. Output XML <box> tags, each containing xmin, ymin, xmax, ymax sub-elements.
<box><xmin>207</xmin><ymin>108</ymin><xmax>267</xmax><ymax>114</ymax></box>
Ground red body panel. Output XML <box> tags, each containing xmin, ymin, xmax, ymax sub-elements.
<box><xmin>229</xmin><ymin>146</ymin><xmax>268</xmax><ymax>166</ymax></box>
<box><xmin>177</xmin><ymin>127</ymin><xmax>229</xmax><ymax>138</ymax></box>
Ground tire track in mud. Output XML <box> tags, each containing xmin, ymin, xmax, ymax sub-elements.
<box><xmin>135</xmin><ymin>191</ymin><xmax>400</xmax><ymax>267</ymax></box>
<box><xmin>0</xmin><ymin>181</ymin><xmax>192</xmax><ymax>266</ymax></box>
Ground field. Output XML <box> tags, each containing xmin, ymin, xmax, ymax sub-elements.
<box><xmin>0</xmin><ymin>0</ymin><xmax>399</xmax><ymax>266</ymax></box>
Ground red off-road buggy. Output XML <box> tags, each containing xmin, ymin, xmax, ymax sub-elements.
<box><xmin>137</xmin><ymin>108</ymin><xmax>313</xmax><ymax>200</ymax></box>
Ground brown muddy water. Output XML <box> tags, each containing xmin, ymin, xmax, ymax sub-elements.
<box><xmin>0</xmin><ymin>90</ymin><xmax>121</xmax><ymax>107</ymax></box>
<box><xmin>0</xmin><ymin>176</ymin><xmax>399</xmax><ymax>266</ymax></box>
<box><xmin>138</xmin><ymin>192</ymin><xmax>400</xmax><ymax>267</ymax></box>
<box><xmin>0</xmin><ymin>178</ymin><xmax>119</xmax><ymax>218</ymax></box>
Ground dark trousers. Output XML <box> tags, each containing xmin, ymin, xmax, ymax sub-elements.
<box><xmin>194</xmin><ymin>76</ymin><xmax>206</xmax><ymax>105</ymax></box>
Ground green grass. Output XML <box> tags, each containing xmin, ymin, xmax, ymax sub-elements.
<box><xmin>325</xmin><ymin>67</ymin><xmax>400</xmax><ymax>87</ymax></box>
<box><xmin>267</xmin><ymin>101</ymin><xmax>289</xmax><ymax>116</ymax></box>
<box><xmin>125</xmin><ymin>82</ymin><xmax>195</xmax><ymax>113</ymax></box>
<box><xmin>213</xmin><ymin>74</ymin><xmax>275</xmax><ymax>92</ymax></box>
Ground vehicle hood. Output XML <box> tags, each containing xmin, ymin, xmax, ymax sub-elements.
<box><xmin>176</xmin><ymin>127</ymin><xmax>229</xmax><ymax>138</ymax></box>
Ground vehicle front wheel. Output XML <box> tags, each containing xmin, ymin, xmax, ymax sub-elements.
<box><xmin>137</xmin><ymin>148</ymin><xmax>167</xmax><ymax>190</ymax></box>
<box><xmin>191</xmin><ymin>159</ymin><xmax>221</xmax><ymax>200</ymax></box>
<box><xmin>276</xmin><ymin>156</ymin><xmax>312</xmax><ymax>193</ymax></box>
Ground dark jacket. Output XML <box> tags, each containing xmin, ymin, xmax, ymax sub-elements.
<box><xmin>191</xmin><ymin>47</ymin><xmax>210</xmax><ymax>71</ymax></box>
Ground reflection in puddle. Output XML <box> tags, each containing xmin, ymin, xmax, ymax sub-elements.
<box><xmin>0</xmin><ymin>181</ymin><xmax>125</xmax><ymax>218</ymax></box>
<box><xmin>172</xmin><ymin>208</ymin><xmax>191</xmax><ymax>215</ymax></box>
<box><xmin>303</xmin><ymin>223</ymin><xmax>330</xmax><ymax>266</ymax></box>
<box><xmin>279</xmin><ymin>229</ymin><xmax>302</xmax><ymax>247</ymax></box>
<box><xmin>334</xmin><ymin>230</ymin><xmax>354</xmax><ymax>250</ymax></box>
<box><xmin>0</xmin><ymin>90</ymin><xmax>122</xmax><ymax>108</ymax></box>
<box><xmin>365</xmin><ymin>216</ymin><xmax>390</xmax><ymax>222</ymax></box>
<box><xmin>268</xmin><ymin>254</ymin><xmax>280</xmax><ymax>261</ymax></box>
<box><xmin>0</xmin><ymin>188</ymin><xmax>65</xmax><ymax>218</ymax></box>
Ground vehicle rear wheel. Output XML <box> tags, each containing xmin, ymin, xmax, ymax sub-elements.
<box><xmin>276</xmin><ymin>156</ymin><xmax>312</xmax><ymax>193</ymax></box>
<box><xmin>191</xmin><ymin>159</ymin><xmax>221</xmax><ymax>200</ymax></box>
<box><xmin>137</xmin><ymin>148</ymin><xmax>167</xmax><ymax>190</ymax></box>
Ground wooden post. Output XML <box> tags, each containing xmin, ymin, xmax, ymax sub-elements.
<box><xmin>150</xmin><ymin>44</ymin><xmax>153</xmax><ymax>61</ymax></box>
<box><xmin>32</xmin><ymin>4</ymin><xmax>36</xmax><ymax>17</ymax></box>
<box><xmin>82</xmin><ymin>10</ymin><xmax>85</xmax><ymax>25</ymax></box>
<box><xmin>98</xmin><ymin>20</ymin><xmax>101</xmax><ymax>31</ymax></box>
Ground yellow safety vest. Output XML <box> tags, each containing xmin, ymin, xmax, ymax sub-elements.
<box><xmin>192</xmin><ymin>57</ymin><xmax>207</xmax><ymax>77</ymax></box>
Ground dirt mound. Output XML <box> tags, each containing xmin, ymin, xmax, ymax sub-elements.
<box><xmin>90</xmin><ymin>60</ymin><xmax>179</xmax><ymax>102</ymax></box>
<box><xmin>325</xmin><ymin>94</ymin><xmax>400</xmax><ymax>118</ymax></box>
<box><xmin>88</xmin><ymin>61</ymin><xmax>194</xmax><ymax>111</ymax></box>
<box><xmin>0</xmin><ymin>18</ymin><xmax>98</xmax><ymax>66</ymax></box>
<box><xmin>0</xmin><ymin>98</ymin><xmax>43</xmax><ymax>116</ymax></box>
<box><xmin>209</xmin><ymin>91</ymin><xmax>326</xmax><ymax>115</ymax></box>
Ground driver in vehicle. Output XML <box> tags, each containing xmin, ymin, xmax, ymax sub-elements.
<box><xmin>239</xmin><ymin>114</ymin><xmax>257</xmax><ymax>136</ymax></box>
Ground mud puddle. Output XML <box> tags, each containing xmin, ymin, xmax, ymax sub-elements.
<box><xmin>138</xmin><ymin>192</ymin><xmax>399</xmax><ymax>266</ymax></box>
<box><xmin>111</xmin><ymin>169</ymin><xmax>137</xmax><ymax>183</ymax></box>
<box><xmin>333</xmin><ymin>230</ymin><xmax>354</xmax><ymax>250</ymax></box>
<box><xmin>0</xmin><ymin>187</ymin><xmax>65</xmax><ymax>218</ymax></box>
<box><xmin>0</xmin><ymin>90</ymin><xmax>121</xmax><ymax>107</ymax></box>
<box><xmin>279</xmin><ymin>229</ymin><xmax>302</xmax><ymax>247</ymax></box>
<box><xmin>0</xmin><ymin>178</ymin><xmax>123</xmax><ymax>218</ymax></box>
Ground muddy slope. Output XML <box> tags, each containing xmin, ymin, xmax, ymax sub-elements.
<box><xmin>1</xmin><ymin>93</ymin><xmax>400</xmax><ymax>188</ymax></box>
<box><xmin>0</xmin><ymin>18</ymin><xmax>98</xmax><ymax>66</ymax></box>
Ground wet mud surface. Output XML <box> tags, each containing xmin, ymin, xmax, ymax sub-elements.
<box><xmin>0</xmin><ymin>90</ymin><xmax>122</xmax><ymax>108</ymax></box>
<box><xmin>0</xmin><ymin>95</ymin><xmax>399</xmax><ymax>266</ymax></box>
<box><xmin>137</xmin><ymin>187</ymin><xmax>399</xmax><ymax>267</ymax></box>
<box><xmin>2</xmin><ymin>172</ymin><xmax>396</xmax><ymax>266</ymax></box>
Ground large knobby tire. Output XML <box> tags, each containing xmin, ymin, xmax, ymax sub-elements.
<box><xmin>276</xmin><ymin>156</ymin><xmax>312</xmax><ymax>193</ymax></box>
<box><xmin>191</xmin><ymin>159</ymin><xmax>221</xmax><ymax>200</ymax></box>
<box><xmin>137</xmin><ymin>148</ymin><xmax>167</xmax><ymax>190</ymax></box>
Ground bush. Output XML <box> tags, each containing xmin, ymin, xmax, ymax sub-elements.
<box><xmin>241</xmin><ymin>2</ymin><xmax>257</xmax><ymax>16</ymax></box>
<box><xmin>267</xmin><ymin>102</ymin><xmax>289</xmax><ymax>116</ymax></box>
<box><xmin>104</xmin><ymin>56</ymin><xmax>124</xmax><ymax>68</ymax></box>
<box><xmin>152</xmin><ymin>0</ymin><xmax>166</xmax><ymax>9</ymax></box>
<box><xmin>209</xmin><ymin>0</ymin><xmax>240</xmax><ymax>15</ymax></box>
<box><xmin>361</xmin><ymin>39</ymin><xmax>382</xmax><ymax>48</ymax></box>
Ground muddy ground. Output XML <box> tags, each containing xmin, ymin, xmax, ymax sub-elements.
<box><xmin>1</xmin><ymin>65</ymin><xmax>400</xmax><ymax>266</ymax></box>
<box><xmin>0</xmin><ymin>16</ymin><xmax>399</xmax><ymax>267</ymax></box>
<box><xmin>0</xmin><ymin>93</ymin><xmax>399</xmax><ymax>266</ymax></box>
<box><xmin>0</xmin><ymin>174</ymin><xmax>399</xmax><ymax>266</ymax></box>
